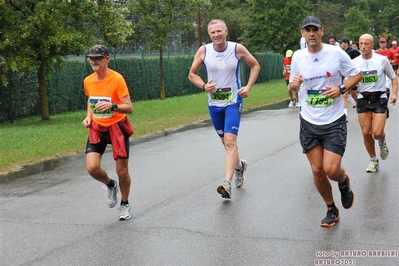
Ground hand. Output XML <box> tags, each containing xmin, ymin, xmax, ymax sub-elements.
<box><xmin>205</xmin><ymin>79</ymin><xmax>217</xmax><ymax>93</ymax></box>
<box><xmin>95</xmin><ymin>101</ymin><xmax>112</xmax><ymax>112</ymax></box>
<box><xmin>238</xmin><ymin>86</ymin><xmax>251</xmax><ymax>98</ymax></box>
<box><xmin>82</xmin><ymin>117</ymin><xmax>91</xmax><ymax>128</ymax></box>
<box><xmin>323</xmin><ymin>86</ymin><xmax>342</xmax><ymax>99</ymax></box>
<box><xmin>389</xmin><ymin>94</ymin><xmax>397</xmax><ymax>106</ymax></box>
<box><xmin>288</xmin><ymin>74</ymin><xmax>303</xmax><ymax>92</ymax></box>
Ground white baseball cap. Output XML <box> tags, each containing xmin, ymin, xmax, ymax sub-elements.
<box><xmin>392</xmin><ymin>41</ymin><xmax>397</xmax><ymax>45</ymax></box>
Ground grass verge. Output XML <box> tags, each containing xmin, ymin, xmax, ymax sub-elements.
<box><xmin>0</xmin><ymin>79</ymin><xmax>289</xmax><ymax>174</ymax></box>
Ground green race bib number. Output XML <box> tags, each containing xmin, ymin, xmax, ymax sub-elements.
<box><xmin>306</xmin><ymin>90</ymin><xmax>333</xmax><ymax>107</ymax></box>
<box><xmin>361</xmin><ymin>70</ymin><xmax>378</xmax><ymax>84</ymax></box>
<box><xmin>90</xmin><ymin>96</ymin><xmax>114</xmax><ymax>118</ymax></box>
<box><xmin>211</xmin><ymin>87</ymin><xmax>232</xmax><ymax>102</ymax></box>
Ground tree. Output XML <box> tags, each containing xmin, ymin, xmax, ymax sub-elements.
<box><xmin>343</xmin><ymin>7</ymin><xmax>373</xmax><ymax>41</ymax></box>
<box><xmin>240</xmin><ymin>0</ymin><xmax>312</xmax><ymax>54</ymax></box>
<box><xmin>0</xmin><ymin>0</ymin><xmax>132</xmax><ymax>120</ymax></box>
<box><xmin>129</xmin><ymin>0</ymin><xmax>198</xmax><ymax>100</ymax></box>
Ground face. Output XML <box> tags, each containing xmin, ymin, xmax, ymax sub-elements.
<box><xmin>379</xmin><ymin>41</ymin><xmax>387</xmax><ymax>49</ymax></box>
<box><xmin>208</xmin><ymin>22</ymin><xmax>228</xmax><ymax>47</ymax></box>
<box><xmin>301</xmin><ymin>26</ymin><xmax>324</xmax><ymax>49</ymax></box>
<box><xmin>352</xmin><ymin>43</ymin><xmax>358</xmax><ymax>50</ymax></box>
<box><xmin>339</xmin><ymin>42</ymin><xmax>347</xmax><ymax>50</ymax></box>
<box><xmin>329</xmin><ymin>38</ymin><xmax>336</xmax><ymax>45</ymax></box>
<box><xmin>359</xmin><ymin>35</ymin><xmax>374</xmax><ymax>58</ymax></box>
<box><xmin>88</xmin><ymin>56</ymin><xmax>108</xmax><ymax>71</ymax></box>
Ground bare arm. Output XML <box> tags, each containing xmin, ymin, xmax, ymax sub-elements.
<box><xmin>236</xmin><ymin>44</ymin><xmax>260</xmax><ymax>98</ymax></box>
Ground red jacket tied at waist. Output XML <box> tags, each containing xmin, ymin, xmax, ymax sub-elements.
<box><xmin>89</xmin><ymin>117</ymin><xmax>134</xmax><ymax>160</ymax></box>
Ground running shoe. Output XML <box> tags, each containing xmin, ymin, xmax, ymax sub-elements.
<box><xmin>366</xmin><ymin>158</ymin><xmax>379</xmax><ymax>173</ymax></box>
<box><xmin>107</xmin><ymin>179</ymin><xmax>118</xmax><ymax>208</ymax></box>
<box><xmin>234</xmin><ymin>159</ymin><xmax>247</xmax><ymax>188</ymax></box>
<box><xmin>320</xmin><ymin>207</ymin><xmax>340</xmax><ymax>227</ymax></box>
<box><xmin>118</xmin><ymin>203</ymin><xmax>132</xmax><ymax>220</ymax></box>
<box><xmin>288</xmin><ymin>100</ymin><xmax>294</xmax><ymax>108</ymax></box>
<box><xmin>338</xmin><ymin>174</ymin><xmax>354</xmax><ymax>209</ymax></box>
<box><xmin>217</xmin><ymin>180</ymin><xmax>232</xmax><ymax>199</ymax></box>
<box><xmin>380</xmin><ymin>142</ymin><xmax>389</xmax><ymax>160</ymax></box>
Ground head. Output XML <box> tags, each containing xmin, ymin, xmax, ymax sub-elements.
<box><xmin>338</xmin><ymin>37</ymin><xmax>350</xmax><ymax>50</ymax></box>
<box><xmin>329</xmin><ymin>35</ymin><xmax>337</xmax><ymax>45</ymax></box>
<box><xmin>351</xmin><ymin>41</ymin><xmax>359</xmax><ymax>50</ymax></box>
<box><xmin>285</xmin><ymin>50</ymin><xmax>293</xmax><ymax>58</ymax></box>
<box><xmin>301</xmin><ymin>16</ymin><xmax>324</xmax><ymax>51</ymax></box>
<box><xmin>207</xmin><ymin>19</ymin><xmax>228</xmax><ymax>47</ymax></box>
<box><xmin>359</xmin><ymin>34</ymin><xmax>374</xmax><ymax>59</ymax></box>
<box><xmin>87</xmin><ymin>44</ymin><xmax>110</xmax><ymax>72</ymax></box>
<box><xmin>392</xmin><ymin>41</ymin><xmax>398</xmax><ymax>48</ymax></box>
<box><xmin>379</xmin><ymin>38</ymin><xmax>387</xmax><ymax>49</ymax></box>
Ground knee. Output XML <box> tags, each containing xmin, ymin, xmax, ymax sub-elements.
<box><xmin>86</xmin><ymin>164</ymin><xmax>101</xmax><ymax>177</ymax></box>
<box><xmin>116</xmin><ymin>167</ymin><xmax>129</xmax><ymax>180</ymax></box>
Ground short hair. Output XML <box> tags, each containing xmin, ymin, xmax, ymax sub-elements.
<box><xmin>329</xmin><ymin>35</ymin><xmax>337</xmax><ymax>41</ymax></box>
<box><xmin>207</xmin><ymin>19</ymin><xmax>227</xmax><ymax>33</ymax></box>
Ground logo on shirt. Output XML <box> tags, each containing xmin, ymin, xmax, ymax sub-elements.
<box><xmin>314</xmin><ymin>58</ymin><xmax>319</xmax><ymax>62</ymax></box>
<box><xmin>304</xmin><ymin>71</ymin><xmax>332</xmax><ymax>82</ymax></box>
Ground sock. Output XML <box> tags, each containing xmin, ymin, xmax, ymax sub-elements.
<box><xmin>327</xmin><ymin>202</ymin><xmax>337</xmax><ymax>209</ymax></box>
<box><xmin>378</xmin><ymin>140</ymin><xmax>385</xmax><ymax>146</ymax></box>
<box><xmin>338</xmin><ymin>177</ymin><xmax>347</xmax><ymax>186</ymax></box>
<box><xmin>121</xmin><ymin>200</ymin><xmax>129</xmax><ymax>206</ymax></box>
<box><xmin>107</xmin><ymin>179</ymin><xmax>115</xmax><ymax>188</ymax></box>
<box><xmin>370</xmin><ymin>157</ymin><xmax>377</xmax><ymax>161</ymax></box>
<box><xmin>224</xmin><ymin>179</ymin><xmax>231</xmax><ymax>185</ymax></box>
<box><xmin>235</xmin><ymin>161</ymin><xmax>243</xmax><ymax>170</ymax></box>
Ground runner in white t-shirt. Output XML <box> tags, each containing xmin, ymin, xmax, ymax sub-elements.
<box><xmin>288</xmin><ymin>16</ymin><xmax>363</xmax><ymax>227</ymax></box>
<box><xmin>352</xmin><ymin>34</ymin><xmax>398</xmax><ymax>173</ymax></box>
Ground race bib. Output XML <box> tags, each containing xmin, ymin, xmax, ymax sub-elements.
<box><xmin>211</xmin><ymin>87</ymin><xmax>232</xmax><ymax>103</ymax></box>
<box><xmin>306</xmin><ymin>90</ymin><xmax>333</xmax><ymax>107</ymax></box>
<box><xmin>286</xmin><ymin>65</ymin><xmax>291</xmax><ymax>73</ymax></box>
<box><xmin>90</xmin><ymin>96</ymin><xmax>114</xmax><ymax>118</ymax></box>
<box><xmin>361</xmin><ymin>70</ymin><xmax>378</xmax><ymax>84</ymax></box>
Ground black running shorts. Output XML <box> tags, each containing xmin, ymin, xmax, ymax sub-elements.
<box><xmin>85</xmin><ymin>130</ymin><xmax>130</xmax><ymax>158</ymax></box>
<box><xmin>299</xmin><ymin>114</ymin><xmax>347</xmax><ymax>156</ymax></box>
<box><xmin>356</xmin><ymin>97</ymin><xmax>388</xmax><ymax>114</ymax></box>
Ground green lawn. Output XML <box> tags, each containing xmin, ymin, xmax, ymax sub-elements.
<box><xmin>0</xmin><ymin>79</ymin><xmax>289</xmax><ymax>174</ymax></box>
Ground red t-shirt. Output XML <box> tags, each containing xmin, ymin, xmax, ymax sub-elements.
<box><xmin>283</xmin><ymin>57</ymin><xmax>292</xmax><ymax>80</ymax></box>
<box><xmin>376</xmin><ymin>49</ymin><xmax>395</xmax><ymax>62</ymax></box>
<box><xmin>389</xmin><ymin>47</ymin><xmax>399</xmax><ymax>65</ymax></box>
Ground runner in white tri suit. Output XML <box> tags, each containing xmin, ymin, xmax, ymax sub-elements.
<box><xmin>188</xmin><ymin>19</ymin><xmax>260</xmax><ymax>199</ymax></box>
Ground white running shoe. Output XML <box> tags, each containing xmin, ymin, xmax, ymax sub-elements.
<box><xmin>107</xmin><ymin>179</ymin><xmax>118</xmax><ymax>208</ymax></box>
<box><xmin>380</xmin><ymin>142</ymin><xmax>389</xmax><ymax>160</ymax></box>
<box><xmin>118</xmin><ymin>204</ymin><xmax>132</xmax><ymax>220</ymax></box>
<box><xmin>366</xmin><ymin>159</ymin><xmax>379</xmax><ymax>173</ymax></box>
<box><xmin>288</xmin><ymin>100</ymin><xmax>294</xmax><ymax>108</ymax></box>
<box><xmin>234</xmin><ymin>159</ymin><xmax>247</xmax><ymax>188</ymax></box>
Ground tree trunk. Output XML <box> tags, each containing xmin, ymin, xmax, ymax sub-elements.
<box><xmin>38</xmin><ymin>64</ymin><xmax>50</xmax><ymax>120</ymax></box>
<box><xmin>159</xmin><ymin>47</ymin><xmax>165</xmax><ymax>100</ymax></box>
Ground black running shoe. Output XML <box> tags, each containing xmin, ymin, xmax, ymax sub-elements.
<box><xmin>320</xmin><ymin>207</ymin><xmax>340</xmax><ymax>227</ymax></box>
<box><xmin>339</xmin><ymin>173</ymin><xmax>355</xmax><ymax>209</ymax></box>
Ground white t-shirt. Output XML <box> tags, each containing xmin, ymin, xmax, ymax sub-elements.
<box><xmin>290</xmin><ymin>44</ymin><xmax>361</xmax><ymax>125</ymax></box>
<box><xmin>352</xmin><ymin>52</ymin><xmax>396</xmax><ymax>98</ymax></box>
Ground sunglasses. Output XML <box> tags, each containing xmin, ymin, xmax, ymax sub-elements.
<box><xmin>88</xmin><ymin>56</ymin><xmax>105</xmax><ymax>61</ymax></box>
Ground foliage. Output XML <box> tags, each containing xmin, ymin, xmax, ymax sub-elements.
<box><xmin>129</xmin><ymin>0</ymin><xmax>198</xmax><ymax>99</ymax></box>
<box><xmin>240</xmin><ymin>0</ymin><xmax>312</xmax><ymax>54</ymax></box>
<box><xmin>0</xmin><ymin>0</ymin><xmax>133</xmax><ymax>120</ymax></box>
<box><xmin>344</xmin><ymin>7</ymin><xmax>373</xmax><ymax>41</ymax></box>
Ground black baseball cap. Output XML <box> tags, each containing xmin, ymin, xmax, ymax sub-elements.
<box><xmin>87</xmin><ymin>45</ymin><xmax>109</xmax><ymax>58</ymax></box>
<box><xmin>302</xmin><ymin>16</ymin><xmax>322</xmax><ymax>29</ymax></box>
<box><xmin>338</xmin><ymin>37</ymin><xmax>350</xmax><ymax>44</ymax></box>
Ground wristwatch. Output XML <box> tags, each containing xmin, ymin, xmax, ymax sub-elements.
<box><xmin>201</xmin><ymin>83</ymin><xmax>206</xmax><ymax>92</ymax></box>
<box><xmin>111</xmin><ymin>102</ymin><xmax>118</xmax><ymax>111</ymax></box>
<box><xmin>339</xmin><ymin>85</ymin><xmax>347</xmax><ymax>94</ymax></box>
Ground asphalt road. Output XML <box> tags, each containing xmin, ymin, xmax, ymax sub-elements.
<box><xmin>1</xmin><ymin>102</ymin><xmax>398</xmax><ymax>266</ymax></box>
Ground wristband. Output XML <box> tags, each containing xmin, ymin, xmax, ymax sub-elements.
<box><xmin>339</xmin><ymin>84</ymin><xmax>347</xmax><ymax>94</ymax></box>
